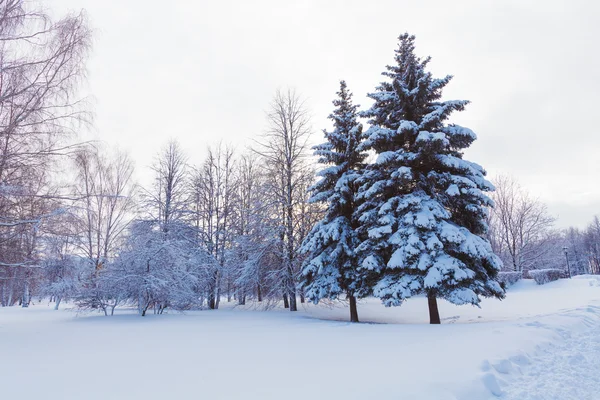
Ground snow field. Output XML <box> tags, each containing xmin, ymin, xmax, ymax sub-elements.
<box><xmin>1</xmin><ymin>276</ymin><xmax>599</xmax><ymax>400</ymax></box>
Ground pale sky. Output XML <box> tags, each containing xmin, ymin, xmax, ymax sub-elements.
<box><xmin>52</xmin><ymin>0</ymin><xmax>600</xmax><ymax>228</ymax></box>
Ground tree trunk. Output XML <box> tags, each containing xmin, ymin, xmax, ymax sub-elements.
<box><xmin>226</xmin><ymin>279</ymin><xmax>231</xmax><ymax>302</ymax></box>
<box><xmin>215</xmin><ymin>285</ymin><xmax>221</xmax><ymax>309</ymax></box>
<box><xmin>283</xmin><ymin>293</ymin><xmax>289</xmax><ymax>308</ymax></box>
<box><xmin>428</xmin><ymin>293</ymin><xmax>441</xmax><ymax>324</ymax></box>
<box><xmin>54</xmin><ymin>297</ymin><xmax>62</xmax><ymax>310</ymax></box>
<box><xmin>141</xmin><ymin>301</ymin><xmax>149</xmax><ymax>317</ymax></box>
<box><xmin>257</xmin><ymin>284</ymin><xmax>262</xmax><ymax>302</ymax></box>
<box><xmin>349</xmin><ymin>294</ymin><xmax>359</xmax><ymax>323</ymax></box>
<box><xmin>21</xmin><ymin>282</ymin><xmax>30</xmax><ymax>308</ymax></box>
<box><xmin>289</xmin><ymin>292</ymin><xmax>297</xmax><ymax>311</ymax></box>
<box><xmin>300</xmin><ymin>292</ymin><xmax>305</xmax><ymax>304</ymax></box>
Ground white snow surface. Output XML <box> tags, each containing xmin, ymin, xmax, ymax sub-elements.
<box><xmin>2</xmin><ymin>276</ymin><xmax>600</xmax><ymax>400</ymax></box>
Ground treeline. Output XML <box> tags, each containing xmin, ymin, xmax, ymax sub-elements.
<box><xmin>77</xmin><ymin>90</ymin><xmax>320</xmax><ymax>316</ymax></box>
<box><xmin>488</xmin><ymin>175</ymin><xmax>600</xmax><ymax>276</ymax></box>
<box><xmin>2</xmin><ymin>87</ymin><xmax>321</xmax><ymax>314</ymax></box>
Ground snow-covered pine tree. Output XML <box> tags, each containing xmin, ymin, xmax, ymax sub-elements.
<box><xmin>356</xmin><ymin>33</ymin><xmax>504</xmax><ymax>324</ymax></box>
<box><xmin>300</xmin><ymin>80</ymin><xmax>367</xmax><ymax>322</ymax></box>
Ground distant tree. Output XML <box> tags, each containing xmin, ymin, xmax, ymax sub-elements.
<box><xmin>584</xmin><ymin>216</ymin><xmax>600</xmax><ymax>274</ymax></box>
<box><xmin>254</xmin><ymin>88</ymin><xmax>312</xmax><ymax>311</ymax></box>
<box><xmin>72</xmin><ymin>146</ymin><xmax>136</xmax><ymax>315</ymax></box>
<box><xmin>356</xmin><ymin>34</ymin><xmax>504</xmax><ymax>324</ymax></box>
<box><xmin>188</xmin><ymin>143</ymin><xmax>236</xmax><ymax>309</ymax></box>
<box><xmin>72</xmin><ymin>147</ymin><xmax>136</xmax><ymax>271</ymax></box>
<box><xmin>488</xmin><ymin>175</ymin><xmax>555</xmax><ymax>272</ymax></box>
<box><xmin>146</xmin><ymin>141</ymin><xmax>188</xmax><ymax>231</ymax></box>
<box><xmin>563</xmin><ymin>227</ymin><xmax>587</xmax><ymax>275</ymax></box>
<box><xmin>230</xmin><ymin>153</ymin><xmax>270</xmax><ymax>304</ymax></box>
<box><xmin>300</xmin><ymin>80</ymin><xmax>366</xmax><ymax>322</ymax></box>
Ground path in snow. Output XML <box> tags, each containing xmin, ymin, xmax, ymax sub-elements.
<box><xmin>500</xmin><ymin>310</ymin><xmax>600</xmax><ymax>400</ymax></box>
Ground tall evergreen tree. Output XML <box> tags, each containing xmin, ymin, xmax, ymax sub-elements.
<box><xmin>357</xmin><ymin>34</ymin><xmax>504</xmax><ymax>324</ymax></box>
<box><xmin>300</xmin><ymin>81</ymin><xmax>367</xmax><ymax>322</ymax></box>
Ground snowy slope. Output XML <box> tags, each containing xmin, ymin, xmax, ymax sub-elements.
<box><xmin>1</xmin><ymin>276</ymin><xmax>599</xmax><ymax>400</ymax></box>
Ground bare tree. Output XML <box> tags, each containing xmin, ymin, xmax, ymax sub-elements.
<box><xmin>230</xmin><ymin>152</ymin><xmax>281</xmax><ymax>305</ymax></box>
<box><xmin>488</xmin><ymin>175</ymin><xmax>556</xmax><ymax>272</ymax></box>
<box><xmin>0</xmin><ymin>0</ymin><xmax>91</xmax><ymax>305</ymax></box>
<box><xmin>562</xmin><ymin>227</ymin><xmax>587</xmax><ymax>276</ymax></box>
<box><xmin>584</xmin><ymin>217</ymin><xmax>600</xmax><ymax>274</ymax></box>
<box><xmin>146</xmin><ymin>140</ymin><xmax>187</xmax><ymax>231</ymax></box>
<box><xmin>188</xmin><ymin>143</ymin><xmax>236</xmax><ymax>309</ymax></box>
<box><xmin>72</xmin><ymin>146</ymin><xmax>136</xmax><ymax>269</ymax></box>
<box><xmin>254</xmin><ymin>88</ymin><xmax>312</xmax><ymax>311</ymax></box>
<box><xmin>71</xmin><ymin>146</ymin><xmax>136</xmax><ymax>314</ymax></box>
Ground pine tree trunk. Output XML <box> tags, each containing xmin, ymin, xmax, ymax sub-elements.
<box><xmin>349</xmin><ymin>294</ymin><xmax>359</xmax><ymax>323</ymax></box>
<box><xmin>283</xmin><ymin>293</ymin><xmax>289</xmax><ymax>308</ymax></box>
<box><xmin>427</xmin><ymin>293</ymin><xmax>441</xmax><ymax>324</ymax></box>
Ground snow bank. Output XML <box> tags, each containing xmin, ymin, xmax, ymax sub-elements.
<box><xmin>1</xmin><ymin>276</ymin><xmax>599</xmax><ymax>400</ymax></box>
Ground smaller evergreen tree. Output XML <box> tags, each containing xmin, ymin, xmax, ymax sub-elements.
<box><xmin>300</xmin><ymin>80</ymin><xmax>367</xmax><ymax>322</ymax></box>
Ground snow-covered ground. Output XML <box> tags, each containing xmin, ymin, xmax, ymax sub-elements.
<box><xmin>1</xmin><ymin>277</ymin><xmax>599</xmax><ymax>400</ymax></box>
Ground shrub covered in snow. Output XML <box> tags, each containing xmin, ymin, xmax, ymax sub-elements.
<box><xmin>529</xmin><ymin>269</ymin><xmax>563</xmax><ymax>285</ymax></box>
<box><xmin>497</xmin><ymin>271</ymin><xmax>523</xmax><ymax>287</ymax></box>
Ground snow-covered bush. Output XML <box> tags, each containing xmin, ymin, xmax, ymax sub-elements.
<box><xmin>529</xmin><ymin>269</ymin><xmax>562</xmax><ymax>285</ymax></box>
<box><xmin>40</xmin><ymin>255</ymin><xmax>91</xmax><ymax>310</ymax></box>
<box><xmin>496</xmin><ymin>271</ymin><xmax>523</xmax><ymax>287</ymax></box>
<box><xmin>106</xmin><ymin>220</ymin><xmax>213</xmax><ymax>316</ymax></box>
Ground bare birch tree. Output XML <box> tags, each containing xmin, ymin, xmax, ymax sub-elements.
<box><xmin>146</xmin><ymin>140</ymin><xmax>187</xmax><ymax>231</ymax></box>
<box><xmin>0</xmin><ymin>0</ymin><xmax>91</xmax><ymax>305</ymax></box>
<box><xmin>71</xmin><ymin>146</ymin><xmax>136</xmax><ymax>314</ymax></box>
<box><xmin>72</xmin><ymin>147</ymin><xmax>136</xmax><ymax>267</ymax></box>
<box><xmin>254</xmin><ymin>88</ymin><xmax>312</xmax><ymax>311</ymax></box>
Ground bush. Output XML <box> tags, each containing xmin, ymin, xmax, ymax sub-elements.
<box><xmin>497</xmin><ymin>271</ymin><xmax>523</xmax><ymax>287</ymax></box>
<box><xmin>529</xmin><ymin>269</ymin><xmax>563</xmax><ymax>285</ymax></box>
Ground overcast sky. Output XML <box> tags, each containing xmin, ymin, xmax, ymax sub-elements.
<box><xmin>52</xmin><ymin>0</ymin><xmax>599</xmax><ymax>228</ymax></box>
